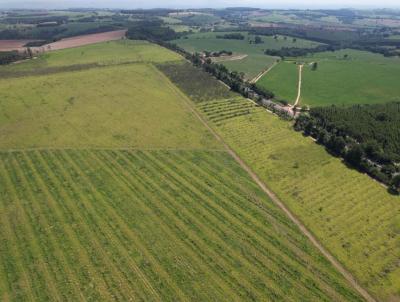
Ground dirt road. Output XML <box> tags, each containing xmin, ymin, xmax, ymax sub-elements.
<box><xmin>294</xmin><ymin>64</ymin><xmax>303</xmax><ymax>106</ymax></box>
<box><xmin>213</xmin><ymin>54</ymin><xmax>248</xmax><ymax>62</ymax></box>
<box><xmin>250</xmin><ymin>61</ymin><xmax>278</xmax><ymax>84</ymax></box>
<box><xmin>160</xmin><ymin>68</ymin><xmax>377</xmax><ymax>302</ymax></box>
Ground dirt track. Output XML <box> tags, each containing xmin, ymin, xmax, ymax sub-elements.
<box><xmin>160</xmin><ymin>67</ymin><xmax>377</xmax><ymax>302</ymax></box>
<box><xmin>38</xmin><ymin>29</ymin><xmax>127</xmax><ymax>51</ymax></box>
<box><xmin>250</xmin><ymin>61</ymin><xmax>278</xmax><ymax>84</ymax></box>
<box><xmin>213</xmin><ymin>54</ymin><xmax>248</xmax><ymax>62</ymax></box>
<box><xmin>294</xmin><ymin>64</ymin><xmax>303</xmax><ymax>106</ymax></box>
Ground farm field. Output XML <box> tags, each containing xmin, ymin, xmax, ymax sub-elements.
<box><xmin>0</xmin><ymin>39</ymin><xmax>366</xmax><ymax>301</ymax></box>
<box><xmin>0</xmin><ymin>63</ymin><xmax>220</xmax><ymax>150</ymax></box>
<box><xmin>195</xmin><ymin>97</ymin><xmax>400</xmax><ymax>301</ymax></box>
<box><xmin>0</xmin><ymin>149</ymin><xmax>364</xmax><ymax>301</ymax></box>
<box><xmin>257</xmin><ymin>49</ymin><xmax>400</xmax><ymax>106</ymax></box>
<box><xmin>1</xmin><ymin>40</ymin><xmax>182</xmax><ymax>75</ymax></box>
<box><xmin>256</xmin><ymin>61</ymin><xmax>299</xmax><ymax>103</ymax></box>
<box><xmin>159</xmin><ymin>60</ymin><xmax>400</xmax><ymax>301</ymax></box>
<box><xmin>172</xmin><ymin>32</ymin><xmax>320</xmax><ymax>79</ymax></box>
<box><xmin>39</xmin><ymin>29</ymin><xmax>127</xmax><ymax>51</ymax></box>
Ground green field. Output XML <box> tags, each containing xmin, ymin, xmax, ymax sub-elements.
<box><xmin>0</xmin><ymin>40</ymin><xmax>366</xmax><ymax>301</ymax></box>
<box><xmin>1</xmin><ymin>40</ymin><xmax>182</xmax><ymax>75</ymax></box>
<box><xmin>0</xmin><ymin>63</ymin><xmax>220</xmax><ymax>150</ymax></box>
<box><xmin>157</xmin><ymin>62</ymin><xmax>236</xmax><ymax>102</ymax></box>
<box><xmin>173</xmin><ymin>32</ymin><xmax>320</xmax><ymax>80</ymax></box>
<box><xmin>159</xmin><ymin>61</ymin><xmax>400</xmax><ymax>301</ymax></box>
<box><xmin>0</xmin><ymin>149</ymin><xmax>365</xmax><ymax>301</ymax></box>
<box><xmin>196</xmin><ymin>97</ymin><xmax>400</xmax><ymax>301</ymax></box>
<box><xmin>257</xmin><ymin>61</ymin><xmax>299</xmax><ymax>103</ymax></box>
<box><xmin>257</xmin><ymin>49</ymin><xmax>400</xmax><ymax>106</ymax></box>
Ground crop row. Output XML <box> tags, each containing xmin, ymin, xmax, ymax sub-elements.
<box><xmin>0</xmin><ymin>150</ymin><xmax>363</xmax><ymax>301</ymax></box>
<box><xmin>197</xmin><ymin>96</ymin><xmax>400</xmax><ymax>300</ymax></box>
<box><xmin>198</xmin><ymin>98</ymin><xmax>260</xmax><ymax>125</ymax></box>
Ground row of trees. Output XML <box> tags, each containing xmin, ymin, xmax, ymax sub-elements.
<box><xmin>126</xmin><ymin>20</ymin><xmax>179</xmax><ymax>41</ymax></box>
<box><xmin>251</xmin><ymin>26</ymin><xmax>400</xmax><ymax>58</ymax></box>
<box><xmin>294</xmin><ymin>104</ymin><xmax>400</xmax><ymax>193</ymax></box>
<box><xmin>0</xmin><ymin>51</ymin><xmax>27</xmax><ymax>65</ymax></box>
<box><xmin>203</xmin><ymin>50</ymin><xmax>233</xmax><ymax>57</ymax></box>
<box><xmin>264</xmin><ymin>44</ymin><xmax>341</xmax><ymax>58</ymax></box>
<box><xmin>127</xmin><ymin>23</ymin><xmax>295</xmax><ymax>119</ymax></box>
<box><xmin>249</xmin><ymin>36</ymin><xmax>263</xmax><ymax>44</ymax></box>
<box><xmin>216</xmin><ymin>33</ymin><xmax>245</xmax><ymax>40</ymax></box>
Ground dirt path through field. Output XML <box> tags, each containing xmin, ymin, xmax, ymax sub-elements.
<box><xmin>158</xmin><ymin>67</ymin><xmax>377</xmax><ymax>302</ymax></box>
<box><xmin>213</xmin><ymin>54</ymin><xmax>248</xmax><ymax>62</ymax></box>
<box><xmin>294</xmin><ymin>64</ymin><xmax>303</xmax><ymax>106</ymax></box>
<box><xmin>250</xmin><ymin>61</ymin><xmax>278</xmax><ymax>84</ymax></box>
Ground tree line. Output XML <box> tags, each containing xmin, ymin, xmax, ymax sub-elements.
<box><xmin>250</xmin><ymin>26</ymin><xmax>400</xmax><ymax>58</ymax></box>
<box><xmin>126</xmin><ymin>22</ymin><xmax>276</xmax><ymax>101</ymax></box>
<box><xmin>126</xmin><ymin>20</ymin><xmax>180</xmax><ymax>41</ymax></box>
<box><xmin>294</xmin><ymin>103</ymin><xmax>400</xmax><ymax>193</ymax></box>
<box><xmin>0</xmin><ymin>51</ymin><xmax>27</xmax><ymax>65</ymax></box>
<box><xmin>216</xmin><ymin>33</ymin><xmax>245</xmax><ymax>40</ymax></box>
<box><xmin>264</xmin><ymin>44</ymin><xmax>341</xmax><ymax>58</ymax></box>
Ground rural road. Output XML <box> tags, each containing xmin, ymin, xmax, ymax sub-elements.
<box><xmin>294</xmin><ymin>64</ymin><xmax>303</xmax><ymax>107</ymax></box>
<box><xmin>163</xmin><ymin>74</ymin><xmax>377</xmax><ymax>302</ymax></box>
<box><xmin>193</xmin><ymin>107</ymin><xmax>376</xmax><ymax>302</ymax></box>
<box><xmin>250</xmin><ymin>61</ymin><xmax>278</xmax><ymax>84</ymax></box>
<box><xmin>157</xmin><ymin>65</ymin><xmax>377</xmax><ymax>302</ymax></box>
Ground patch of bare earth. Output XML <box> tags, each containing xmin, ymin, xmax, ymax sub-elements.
<box><xmin>38</xmin><ymin>29</ymin><xmax>127</xmax><ymax>51</ymax></box>
<box><xmin>212</xmin><ymin>54</ymin><xmax>248</xmax><ymax>62</ymax></box>
<box><xmin>0</xmin><ymin>40</ymin><xmax>38</xmax><ymax>52</ymax></box>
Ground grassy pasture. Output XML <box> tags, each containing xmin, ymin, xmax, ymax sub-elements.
<box><xmin>0</xmin><ymin>149</ymin><xmax>364</xmax><ymax>301</ymax></box>
<box><xmin>172</xmin><ymin>32</ymin><xmax>320</xmax><ymax>79</ymax></box>
<box><xmin>301</xmin><ymin>50</ymin><xmax>400</xmax><ymax>106</ymax></box>
<box><xmin>195</xmin><ymin>96</ymin><xmax>400</xmax><ymax>301</ymax></box>
<box><xmin>257</xmin><ymin>61</ymin><xmax>299</xmax><ymax>103</ymax></box>
<box><xmin>257</xmin><ymin>49</ymin><xmax>400</xmax><ymax>106</ymax></box>
<box><xmin>222</xmin><ymin>54</ymin><xmax>277</xmax><ymax>80</ymax></box>
<box><xmin>0</xmin><ymin>63</ymin><xmax>219</xmax><ymax>150</ymax></box>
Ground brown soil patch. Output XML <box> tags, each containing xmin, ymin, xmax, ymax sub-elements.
<box><xmin>38</xmin><ymin>29</ymin><xmax>127</xmax><ymax>51</ymax></box>
<box><xmin>0</xmin><ymin>40</ymin><xmax>38</xmax><ymax>52</ymax></box>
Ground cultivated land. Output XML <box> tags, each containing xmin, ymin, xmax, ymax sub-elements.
<box><xmin>257</xmin><ymin>49</ymin><xmax>400</xmax><ymax>106</ymax></box>
<box><xmin>201</xmin><ymin>99</ymin><xmax>400</xmax><ymax>301</ymax></box>
<box><xmin>173</xmin><ymin>32</ymin><xmax>320</xmax><ymax>79</ymax></box>
<box><xmin>0</xmin><ymin>40</ymin><xmax>365</xmax><ymax>301</ymax></box>
<box><xmin>1</xmin><ymin>40</ymin><xmax>181</xmax><ymax>75</ymax></box>
<box><xmin>0</xmin><ymin>149</ymin><xmax>364</xmax><ymax>302</ymax></box>
<box><xmin>160</xmin><ymin>63</ymin><xmax>400</xmax><ymax>301</ymax></box>
<box><xmin>0</xmin><ymin>64</ymin><xmax>219</xmax><ymax>150</ymax></box>
<box><xmin>39</xmin><ymin>29</ymin><xmax>127</xmax><ymax>51</ymax></box>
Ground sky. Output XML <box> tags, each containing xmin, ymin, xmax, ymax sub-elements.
<box><xmin>1</xmin><ymin>0</ymin><xmax>400</xmax><ymax>9</ymax></box>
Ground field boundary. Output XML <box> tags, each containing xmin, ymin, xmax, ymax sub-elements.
<box><xmin>0</xmin><ymin>147</ymin><xmax>226</xmax><ymax>153</ymax></box>
<box><xmin>155</xmin><ymin>66</ymin><xmax>377</xmax><ymax>302</ymax></box>
<box><xmin>0</xmin><ymin>59</ymin><xmax>183</xmax><ymax>79</ymax></box>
